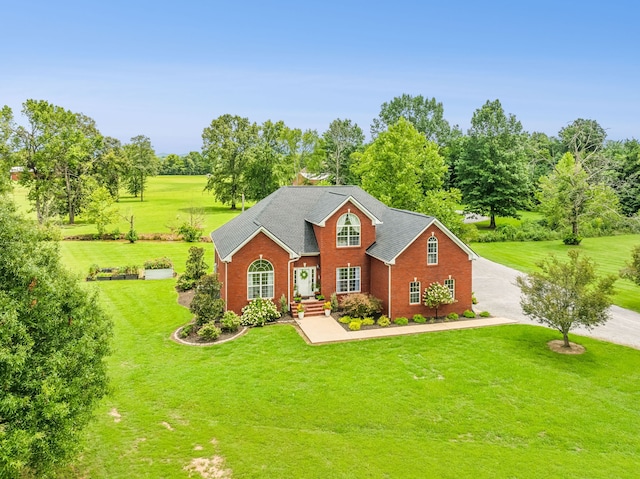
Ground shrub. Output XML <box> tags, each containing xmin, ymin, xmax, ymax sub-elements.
<box><xmin>348</xmin><ymin>320</ymin><xmax>362</xmax><ymax>331</ymax></box>
<box><xmin>144</xmin><ymin>257</ymin><xmax>173</xmax><ymax>269</ymax></box>
<box><xmin>563</xmin><ymin>233</ymin><xmax>583</xmax><ymax>245</ymax></box>
<box><xmin>377</xmin><ymin>315</ymin><xmax>391</xmax><ymax>327</ymax></box>
<box><xmin>241</xmin><ymin>297</ymin><xmax>279</xmax><ymax>327</ymax></box>
<box><xmin>394</xmin><ymin>317</ymin><xmax>409</xmax><ymax>326</ymax></box>
<box><xmin>125</xmin><ymin>227</ymin><xmax>138</xmax><ymax>243</ymax></box>
<box><xmin>361</xmin><ymin>317</ymin><xmax>375</xmax><ymax>326</ymax></box>
<box><xmin>221</xmin><ymin>311</ymin><xmax>242</xmax><ymax>332</ymax></box>
<box><xmin>471</xmin><ymin>292</ymin><xmax>478</xmax><ymax>304</ymax></box>
<box><xmin>177</xmin><ymin>247</ymin><xmax>209</xmax><ymax>291</ymax></box>
<box><xmin>330</xmin><ymin>292</ymin><xmax>339</xmax><ymax>311</ymax></box>
<box><xmin>446</xmin><ymin>312</ymin><xmax>459</xmax><ymax>320</ymax></box>
<box><xmin>340</xmin><ymin>293</ymin><xmax>382</xmax><ymax>318</ymax></box>
<box><xmin>197</xmin><ymin>323</ymin><xmax>222</xmax><ymax>341</ymax></box>
<box><xmin>412</xmin><ymin>314</ymin><xmax>426</xmax><ymax>324</ymax></box>
<box><xmin>338</xmin><ymin>315</ymin><xmax>352</xmax><ymax>324</ymax></box>
<box><xmin>190</xmin><ymin>274</ymin><xmax>225</xmax><ymax>326</ymax></box>
<box><xmin>279</xmin><ymin>294</ymin><xmax>289</xmax><ymax>315</ymax></box>
<box><xmin>178</xmin><ymin>222</ymin><xmax>202</xmax><ymax>242</ymax></box>
<box><xmin>479</xmin><ymin>311</ymin><xmax>491</xmax><ymax>317</ymax></box>
<box><xmin>88</xmin><ymin>264</ymin><xmax>100</xmax><ymax>279</ymax></box>
<box><xmin>463</xmin><ymin>310</ymin><xmax>476</xmax><ymax>318</ymax></box>
<box><xmin>179</xmin><ymin>323</ymin><xmax>193</xmax><ymax>338</ymax></box>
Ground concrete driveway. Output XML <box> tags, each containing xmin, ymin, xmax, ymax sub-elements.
<box><xmin>473</xmin><ymin>257</ymin><xmax>640</xmax><ymax>349</ymax></box>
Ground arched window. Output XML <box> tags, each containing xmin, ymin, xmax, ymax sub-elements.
<box><xmin>427</xmin><ymin>236</ymin><xmax>438</xmax><ymax>265</ymax></box>
<box><xmin>337</xmin><ymin>213</ymin><xmax>361</xmax><ymax>247</ymax></box>
<box><xmin>247</xmin><ymin>259</ymin><xmax>274</xmax><ymax>299</ymax></box>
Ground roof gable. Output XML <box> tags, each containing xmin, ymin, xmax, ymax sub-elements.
<box><xmin>366</xmin><ymin>209</ymin><xmax>478</xmax><ymax>264</ymax></box>
<box><xmin>211</xmin><ymin>186</ymin><xmax>475</xmax><ymax>264</ymax></box>
<box><xmin>306</xmin><ymin>193</ymin><xmax>382</xmax><ymax>227</ymax></box>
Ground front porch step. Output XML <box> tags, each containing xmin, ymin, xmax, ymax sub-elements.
<box><xmin>291</xmin><ymin>299</ymin><xmax>327</xmax><ymax>317</ymax></box>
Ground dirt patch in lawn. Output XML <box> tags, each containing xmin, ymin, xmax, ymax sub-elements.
<box><xmin>548</xmin><ymin>340</ymin><xmax>586</xmax><ymax>354</ymax></box>
<box><xmin>184</xmin><ymin>456</ymin><xmax>232</xmax><ymax>479</ymax></box>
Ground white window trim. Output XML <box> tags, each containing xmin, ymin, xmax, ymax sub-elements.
<box><xmin>427</xmin><ymin>236</ymin><xmax>438</xmax><ymax>265</ymax></box>
<box><xmin>247</xmin><ymin>259</ymin><xmax>274</xmax><ymax>300</ymax></box>
<box><xmin>409</xmin><ymin>281</ymin><xmax>421</xmax><ymax>305</ymax></box>
<box><xmin>336</xmin><ymin>266</ymin><xmax>361</xmax><ymax>293</ymax></box>
<box><xmin>336</xmin><ymin>212</ymin><xmax>361</xmax><ymax>248</ymax></box>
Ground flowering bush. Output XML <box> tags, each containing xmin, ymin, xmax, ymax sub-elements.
<box><xmin>241</xmin><ymin>297</ymin><xmax>279</xmax><ymax>327</ymax></box>
<box><xmin>423</xmin><ymin>282</ymin><xmax>455</xmax><ymax>318</ymax></box>
<box><xmin>144</xmin><ymin>257</ymin><xmax>173</xmax><ymax>270</ymax></box>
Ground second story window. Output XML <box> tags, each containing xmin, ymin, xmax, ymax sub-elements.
<box><xmin>427</xmin><ymin>236</ymin><xmax>438</xmax><ymax>265</ymax></box>
<box><xmin>337</xmin><ymin>213</ymin><xmax>361</xmax><ymax>247</ymax></box>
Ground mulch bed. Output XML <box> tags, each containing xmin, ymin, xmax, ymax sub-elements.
<box><xmin>334</xmin><ymin>315</ymin><xmax>479</xmax><ymax>332</ymax></box>
<box><xmin>174</xmin><ymin>289</ymin><xmax>241</xmax><ymax>345</ymax></box>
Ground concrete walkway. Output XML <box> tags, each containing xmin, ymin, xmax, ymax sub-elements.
<box><xmin>295</xmin><ymin>256</ymin><xmax>640</xmax><ymax>348</ymax></box>
<box><xmin>296</xmin><ymin>315</ymin><xmax>516</xmax><ymax>344</ymax></box>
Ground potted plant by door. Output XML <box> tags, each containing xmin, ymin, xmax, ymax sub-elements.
<box><xmin>296</xmin><ymin>303</ymin><xmax>305</xmax><ymax>319</ymax></box>
<box><xmin>323</xmin><ymin>301</ymin><xmax>332</xmax><ymax>316</ymax></box>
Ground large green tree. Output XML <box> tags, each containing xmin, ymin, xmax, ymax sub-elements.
<box><xmin>244</xmin><ymin>120</ymin><xmax>286</xmax><ymax>201</ymax></box>
<box><xmin>321</xmin><ymin>118</ymin><xmax>364</xmax><ymax>185</ymax></box>
<box><xmin>123</xmin><ymin>135</ymin><xmax>158</xmax><ymax>202</ymax></box>
<box><xmin>202</xmin><ymin>114</ymin><xmax>259</xmax><ymax>209</ymax></box>
<box><xmin>370</xmin><ymin>94</ymin><xmax>451</xmax><ymax>145</ymax></box>
<box><xmin>2</xmin><ymin>100</ymin><xmax>105</xmax><ymax>224</ymax></box>
<box><xmin>457</xmin><ymin>99</ymin><xmax>530</xmax><ymax>228</ymax></box>
<box><xmin>353</xmin><ymin>118</ymin><xmax>446</xmax><ymax>210</ymax></box>
<box><xmin>537</xmin><ymin>152</ymin><xmax>620</xmax><ymax>238</ymax></box>
<box><xmin>607</xmin><ymin>139</ymin><xmax>640</xmax><ymax>216</ymax></box>
<box><xmin>0</xmin><ymin>197</ymin><xmax>112</xmax><ymax>477</ymax></box>
<box><xmin>516</xmin><ymin>250</ymin><xmax>616</xmax><ymax>348</ymax></box>
<box><xmin>280</xmin><ymin>127</ymin><xmax>319</xmax><ymax>184</ymax></box>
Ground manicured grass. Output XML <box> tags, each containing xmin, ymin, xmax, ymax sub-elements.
<box><xmin>10</xmin><ymin>176</ymin><xmax>247</xmax><ymax>237</ymax></box>
<box><xmin>59</xmin><ymin>241</ymin><xmax>210</xmax><ymax>277</ymax></box>
<box><xmin>473</xmin><ymin>235</ymin><xmax>640</xmax><ymax>312</ymax></box>
<box><xmin>472</xmin><ymin>210</ymin><xmax>543</xmax><ymax>230</ymax></box>
<box><xmin>61</xmin><ymin>274</ymin><xmax>640</xmax><ymax>478</ymax></box>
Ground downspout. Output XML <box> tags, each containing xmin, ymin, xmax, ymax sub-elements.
<box><xmin>224</xmin><ymin>261</ymin><xmax>228</xmax><ymax>311</ymax></box>
<box><xmin>288</xmin><ymin>257</ymin><xmax>298</xmax><ymax>305</ymax></box>
<box><xmin>387</xmin><ymin>263</ymin><xmax>392</xmax><ymax>319</ymax></box>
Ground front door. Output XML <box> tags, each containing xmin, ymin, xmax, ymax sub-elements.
<box><xmin>296</xmin><ymin>268</ymin><xmax>314</xmax><ymax>297</ymax></box>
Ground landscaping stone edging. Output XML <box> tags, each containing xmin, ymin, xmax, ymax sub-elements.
<box><xmin>171</xmin><ymin>325</ymin><xmax>249</xmax><ymax>346</ymax></box>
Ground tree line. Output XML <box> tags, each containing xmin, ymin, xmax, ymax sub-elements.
<box><xmin>2</xmin><ymin>95</ymin><xmax>639</xmax><ymax>241</ymax></box>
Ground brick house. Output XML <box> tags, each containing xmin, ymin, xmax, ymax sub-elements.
<box><xmin>210</xmin><ymin>186</ymin><xmax>477</xmax><ymax>318</ymax></box>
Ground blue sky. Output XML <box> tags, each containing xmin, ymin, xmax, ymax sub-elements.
<box><xmin>3</xmin><ymin>1</ymin><xmax>639</xmax><ymax>154</ymax></box>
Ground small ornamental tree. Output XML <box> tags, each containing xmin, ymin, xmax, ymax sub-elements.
<box><xmin>423</xmin><ymin>282</ymin><xmax>455</xmax><ymax>318</ymax></box>
<box><xmin>190</xmin><ymin>274</ymin><xmax>225</xmax><ymax>326</ymax></box>
<box><xmin>177</xmin><ymin>246</ymin><xmax>209</xmax><ymax>291</ymax></box>
<box><xmin>85</xmin><ymin>185</ymin><xmax>119</xmax><ymax>237</ymax></box>
<box><xmin>620</xmin><ymin>245</ymin><xmax>640</xmax><ymax>286</ymax></box>
<box><xmin>516</xmin><ymin>250</ymin><xmax>616</xmax><ymax>348</ymax></box>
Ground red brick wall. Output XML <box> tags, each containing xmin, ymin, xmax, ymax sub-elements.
<box><xmin>222</xmin><ymin>231</ymin><xmax>292</xmax><ymax>314</ymax></box>
<box><xmin>390</xmin><ymin>225</ymin><xmax>473</xmax><ymax>319</ymax></box>
<box><xmin>313</xmin><ymin>201</ymin><xmax>376</xmax><ymax>301</ymax></box>
<box><xmin>369</xmin><ymin>258</ymin><xmax>390</xmax><ymax>314</ymax></box>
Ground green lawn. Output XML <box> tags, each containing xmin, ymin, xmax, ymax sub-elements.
<box><xmin>13</xmin><ymin>181</ymin><xmax>640</xmax><ymax>477</ymax></box>
<box><xmin>473</xmin><ymin>235</ymin><xmax>640</xmax><ymax>313</ymax></box>
<box><xmin>472</xmin><ymin>210</ymin><xmax>543</xmax><ymax>230</ymax></box>
<box><xmin>59</xmin><ymin>269</ymin><xmax>640</xmax><ymax>478</ymax></box>
<box><xmin>10</xmin><ymin>176</ymin><xmax>247</xmax><ymax>237</ymax></box>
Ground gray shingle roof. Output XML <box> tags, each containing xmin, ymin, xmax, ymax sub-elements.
<box><xmin>210</xmin><ymin>185</ymin><xmax>475</xmax><ymax>263</ymax></box>
<box><xmin>366</xmin><ymin>208</ymin><xmax>435</xmax><ymax>263</ymax></box>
